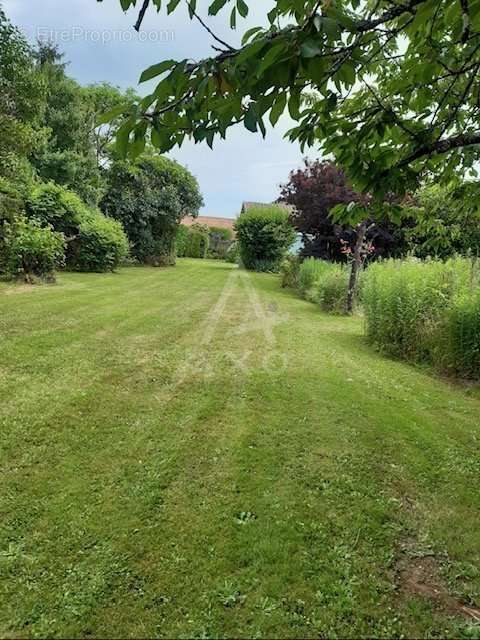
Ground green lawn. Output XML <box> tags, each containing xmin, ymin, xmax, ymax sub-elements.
<box><xmin>1</xmin><ymin>259</ymin><xmax>480</xmax><ymax>638</ymax></box>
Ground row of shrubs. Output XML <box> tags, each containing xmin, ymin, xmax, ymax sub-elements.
<box><xmin>281</xmin><ymin>256</ymin><xmax>351</xmax><ymax>314</ymax></box>
<box><xmin>281</xmin><ymin>254</ymin><xmax>480</xmax><ymax>378</ymax></box>
<box><xmin>1</xmin><ymin>179</ymin><xmax>128</xmax><ymax>281</ymax></box>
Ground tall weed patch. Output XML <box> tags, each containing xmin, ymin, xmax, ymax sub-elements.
<box><xmin>362</xmin><ymin>258</ymin><xmax>480</xmax><ymax>377</ymax></box>
<box><xmin>298</xmin><ymin>258</ymin><xmax>350</xmax><ymax>313</ymax></box>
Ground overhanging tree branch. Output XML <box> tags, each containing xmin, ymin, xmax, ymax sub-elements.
<box><xmin>397</xmin><ymin>130</ymin><xmax>480</xmax><ymax>168</ymax></box>
<box><xmin>134</xmin><ymin>0</ymin><xmax>150</xmax><ymax>31</ymax></box>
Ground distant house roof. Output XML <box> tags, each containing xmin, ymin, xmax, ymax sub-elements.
<box><xmin>182</xmin><ymin>215</ymin><xmax>236</xmax><ymax>231</ymax></box>
<box><xmin>241</xmin><ymin>201</ymin><xmax>294</xmax><ymax>214</ymax></box>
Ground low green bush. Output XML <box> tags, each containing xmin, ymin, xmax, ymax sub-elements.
<box><xmin>26</xmin><ymin>182</ymin><xmax>88</xmax><ymax>236</ymax></box>
<box><xmin>280</xmin><ymin>255</ymin><xmax>301</xmax><ymax>288</ymax></box>
<box><xmin>235</xmin><ymin>205</ymin><xmax>295</xmax><ymax>272</ymax></box>
<box><xmin>362</xmin><ymin>257</ymin><xmax>480</xmax><ymax>377</ymax></box>
<box><xmin>3</xmin><ymin>217</ymin><xmax>65</xmax><ymax>282</ymax></box>
<box><xmin>25</xmin><ymin>182</ymin><xmax>129</xmax><ymax>272</ymax></box>
<box><xmin>68</xmin><ymin>212</ymin><xmax>129</xmax><ymax>272</ymax></box>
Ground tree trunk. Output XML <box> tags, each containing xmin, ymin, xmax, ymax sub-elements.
<box><xmin>345</xmin><ymin>220</ymin><xmax>368</xmax><ymax>314</ymax></box>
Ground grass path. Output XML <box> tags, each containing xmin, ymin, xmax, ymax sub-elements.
<box><xmin>1</xmin><ymin>259</ymin><xmax>480</xmax><ymax>638</ymax></box>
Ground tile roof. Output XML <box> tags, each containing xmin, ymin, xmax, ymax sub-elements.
<box><xmin>182</xmin><ymin>215</ymin><xmax>236</xmax><ymax>230</ymax></box>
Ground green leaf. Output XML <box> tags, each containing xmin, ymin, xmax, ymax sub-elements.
<box><xmin>208</xmin><ymin>0</ymin><xmax>228</xmax><ymax>15</ymax></box>
<box><xmin>257</xmin><ymin>42</ymin><xmax>286</xmax><ymax>75</ymax></box>
<box><xmin>116</xmin><ymin>119</ymin><xmax>134</xmax><ymax>158</ymax></box>
<box><xmin>257</xmin><ymin>113</ymin><xmax>266</xmax><ymax>138</ymax></box>
<box><xmin>153</xmin><ymin>77</ymin><xmax>173</xmax><ymax>101</ymax></box>
<box><xmin>230</xmin><ymin>6</ymin><xmax>237</xmax><ymax>28</ymax></box>
<box><xmin>338</xmin><ymin>61</ymin><xmax>355</xmax><ymax>86</ymax></box>
<box><xmin>96</xmin><ymin>104</ymin><xmax>128</xmax><ymax>126</ymax></box>
<box><xmin>139</xmin><ymin>60</ymin><xmax>176</xmax><ymax>83</ymax></box>
<box><xmin>269</xmin><ymin>92</ymin><xmax>287</xmax><ymax>126</ymax></box>
<box><xmin>130</xmin><ymin>123</ymin><xmax>147</xmax><ymax>159</ymax></box>
<box><xmin>321</xmin><ymin>16</ymin><xmax>340</xmax><ymax>39</ymax></box>
<box><xmin>120</xmin><ymin>0</ymin><xmax>132</xmax><ymax>10</ymax></box>
<box><xmin>300</xmin><ymin>38</ymin><xmax>322</xmax><ymax>58</ymax></box>
<box><xmin>167</xmin><ymin>0</ymin><xmax>181</xmax><ymax>14</ymax></box>
<box><xmin>267</xmin><ymin>7</ymin><xmax>277</xmax><ymax>24</ymax></box>
<box><xmin>236</xmin><ymin>39</ymin><xmax>265</xmax><ymax>63</ymax></box>
<box><xmin>288</xmin><ymin>90</ymin><xmax>301</xmax><ymax>120</ymax></box>
<box><xmin>188</xmin><ymin>0</ymin><xmax>197</xmax><ymax>18</ymax></box>
<box><xmin>244</xmin><ymin>104</ymin><xmax>257</xmax><ymax>132</ymax></box>
<box><xmin>241</xmin><ymin>26</ymin><xmax>263</xmax><ymax>45</ymax></box>
<box><xmin>236</xmin><ymin>0</ymin><xmax>248</xmax><ymax>18</ymax></box>
<box><xmin>151</xmin><ymin>126</ymin><xmax>166</xmax><ymax>149</ymax></box>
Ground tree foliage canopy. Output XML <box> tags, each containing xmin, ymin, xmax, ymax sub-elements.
<box><xmin>100</xmin><ymin>155</ymin><xmax>203</xmax><ymax>265</ymax></box>
<box><xmin>279</xmin><ymin>159</ymin><xmax>407</xmax><ymax>261</ymax></box>
<box><xmin>103</xmin><ymin>0</ymin><xmax>480</xmax><ymax>198</ymax></box>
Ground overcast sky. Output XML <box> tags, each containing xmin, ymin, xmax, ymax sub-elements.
<box><xmin>3</xmin><ymin>0</ymin><xmax>317</xmax><ymax>218</ymax></box>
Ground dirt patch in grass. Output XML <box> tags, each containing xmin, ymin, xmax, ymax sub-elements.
<box><xmin>397</xmin><ymin>552</ymin><xmax>480</xmax><ymax>622</ymax></box>
<box><xmin>2</xmin><ymin>284</ymin><xmax>36</xmax><ymax>295</ymax></box>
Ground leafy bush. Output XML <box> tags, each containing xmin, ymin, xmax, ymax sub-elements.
<box><xmin>175</xmin><ymin>224</ymin><xmax>189</xmax><ymax>258</ymax></box>
<box><xmin>26</xmin><ymin>182</ymin><xmax>88</xmax><ymax>236</ymax></box>
<box><xmin>362</xmin><ymin>257</ymin><xmax>480</xmax><ymax>377</ymax></box>
<box><xmin>280</xmin><ymin>255</ymin><xmax>301</xmax><ymax>288</ymax></box>
<box><xmin>185</xmin><ymin>222</ymin><xmax>210</xmax><ymax>259</ymax></box>
<box><xmin>25</xmin><ymin>182</ymin><xmax>129</xmax><ymax>272</ymax></box>
<box><xmin>4</xmin><ymin>217</ymin><xmax>65</xmax><ymax>282</ymax></box>
<box><xmin>235</xmin><ymin>205</ymin><xmax>295</xmax><ymax>272</ymax></box>
<box><xmin>68</xmin><ymin>211</ymin><xmax>129</xmax><ymax>272</ymax></box>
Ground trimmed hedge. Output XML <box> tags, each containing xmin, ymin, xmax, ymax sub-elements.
<box><xmin>69</xmin><ymin>212</ymin><xmax>129</xmax><ymax>273</ymax></box>
<box><xmin>235</xmin><ymin>205</ymin><xmax>295</xmax><ymax>272</ymax></box>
